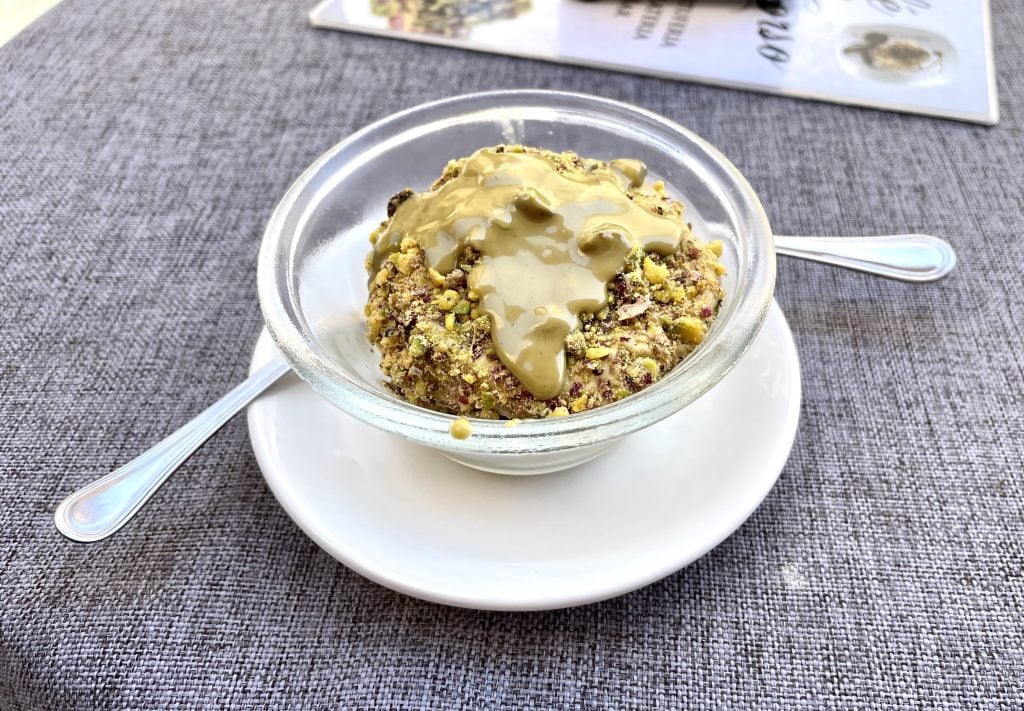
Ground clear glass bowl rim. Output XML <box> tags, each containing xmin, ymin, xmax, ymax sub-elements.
<box><xmin>257</xmin><ymin>90</ymin><xmax>776</xmax><ymax>455</ymax></box>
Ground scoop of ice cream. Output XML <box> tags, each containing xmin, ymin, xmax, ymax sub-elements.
<box><xmin>364</xmin><ymin>145</ymin><xmax>726</xmax><ymax>420</ymax></box>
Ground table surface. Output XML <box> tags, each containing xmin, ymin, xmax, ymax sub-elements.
<box><xmin>2</xmin><ymin>0</ymin><xmax>1022</xmax><ymax>708</ymax></box>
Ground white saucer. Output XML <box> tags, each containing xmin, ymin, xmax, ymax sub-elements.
<box><xmin>247</xmin><ymin>300</ymin><xmax>801</xmax><ymax>610</ymax></box>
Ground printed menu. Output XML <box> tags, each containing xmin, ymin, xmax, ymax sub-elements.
<box><xmin>310</xmin><ymin>0</ymin><xmax>997</xmax><ymax>125</ymax></box>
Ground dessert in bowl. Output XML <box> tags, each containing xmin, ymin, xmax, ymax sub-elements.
<box><xmin>257</xmin><ymin>90</ymin><xmax>775</xmax><ymax>475</ymax></box>
<box><xmin>366</xmin><ymin>144</ymin><xmax>727</xmax><ymax>420</ymax></box>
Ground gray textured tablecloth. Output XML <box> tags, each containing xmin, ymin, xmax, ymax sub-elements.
<box><xmin>2</xmin><ymin>0</ymin><xmax>1022</xmax><ymax>707</ymax></box>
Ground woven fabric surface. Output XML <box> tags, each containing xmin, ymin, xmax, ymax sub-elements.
<box><xmin>2</xmin><ymin>0</ymin><xmax>1022</xmax><ymax>708</ymax></box>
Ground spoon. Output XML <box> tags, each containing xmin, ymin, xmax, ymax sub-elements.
<box><xmin>53</xmin><ymin>233</ymin><xmax>956</xmax><ymax>542</ymax></box>
<box><xmin>54</xmin><ymin>356</ymin><xmax>292</xmax><ymax>542</ymax></box>
<box><xmin>773</xmin><ymin>233</ymin><xmax>956</xmax><ymax>282</ymax></box>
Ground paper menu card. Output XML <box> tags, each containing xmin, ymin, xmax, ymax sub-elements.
<box><xmin>310</xmin><ymin>0</ymin><xmax>997</xmax><ymax>125</ymax></box>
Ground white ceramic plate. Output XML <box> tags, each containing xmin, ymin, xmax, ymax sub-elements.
<box><xmin>247</xmin><ymin>300</ymin><xmax>801</xmax><ymax>611</ymax></box>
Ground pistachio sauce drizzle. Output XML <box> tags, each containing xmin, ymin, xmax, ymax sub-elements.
<box><xmin>372</xmin><ymin>148</ymin><xmax>684</xmax><ymax>400</ymax></box>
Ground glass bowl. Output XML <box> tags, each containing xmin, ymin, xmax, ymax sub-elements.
<box><xmin>257</xmin><ymin>90</ymin><xmax>775</xmax><ymax>475</ymax></box>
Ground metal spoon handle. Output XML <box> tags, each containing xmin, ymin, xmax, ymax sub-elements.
<box><xmin>54</xmin><ymin>355</ymin><xmax>291</xmax><ymax>542</ymax></box>
<box><xmin>774</xmin><ymin>234</ymin><xmax>957</xmax><ymax>282</ymax></box>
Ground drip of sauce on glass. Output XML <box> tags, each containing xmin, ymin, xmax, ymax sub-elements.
<box><xmin>371</xmin><ymin>148</ymin><xmax>684</xmax><ymax>400</ymax></box>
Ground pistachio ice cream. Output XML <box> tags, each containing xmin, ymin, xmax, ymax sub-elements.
<box><xmin>365</xmin><ymin>145</ymin><xmax>726</xmax><ymax>420</ymax></box>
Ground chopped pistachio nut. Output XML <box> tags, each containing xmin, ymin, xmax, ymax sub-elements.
<box><xmin>399</xmin><ymin>236</ymin><xmax>418</xmax><ymax>252</ymax></box>
<box><xmin>643</xmin><ymin>257</ymin><xmax>670</xmax><ymax>285</ymax></box>
<box><xmin>436</xmin><ymin>289</ymin><xmax>460</xmax><ymax>311</ymax></box>
<box><xmin>674</xmin><ymin>316</ymin><xmax>706</xmax><ymax>345</ymax></box>
<box><xmin>570</xmin><ymin>394</ymin><xmax>589</xmax><ymax>413</ymax></box>
<box><xmin>638</xmin><ymin>358</ymin><xmax>660</xmax><ymax>376</ymax></box>
<box><xmin>564</xmin><ymin>331</ymin><xmax>586</xmax><ymax>357</ymax></box>
<box><xmin>449</xmin><ymin>417</ymin><xmax>472</xmax><ymax>440</ymax></box>
<box><xmin>408</xmin><ymin>334</ymin><xmax>428</xmax><ymax>357</ymax></box>
<box><xmin>709</xmin><ymin>239</ymin><xmax>724</xmax><ymax>257</ymax></box>
<box><xmin>624</xmin><ymin>246</ymin><xmax>645</xmax><ymax>271</ymax></box>
<box><xmin>548</xmin><ymin>407</ymin><xmax>570</xmax><ymax>418</ymax></box>
<box><xmin>585</xmin><ymin>346</ymin><xmax>612</xmax><ymax>360</ymax></box>
<box><xmin>395</xmin><ymin>253</ymin><xmax>417</xmax><ymax>275</ymax></box>
<box><xmin>454</xmin><ymin>300</ymin><xmax>471</xmax><ymax>315</ymax></box>
<box><xmin>427</xmin><ymin>267</ymin><xmax>446</xmax><ymax>286</ymax></box>
<box><xmin>444</xmin><ymin>313</ymin><xmax>456</xmax><ymax>331</ymax></box>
